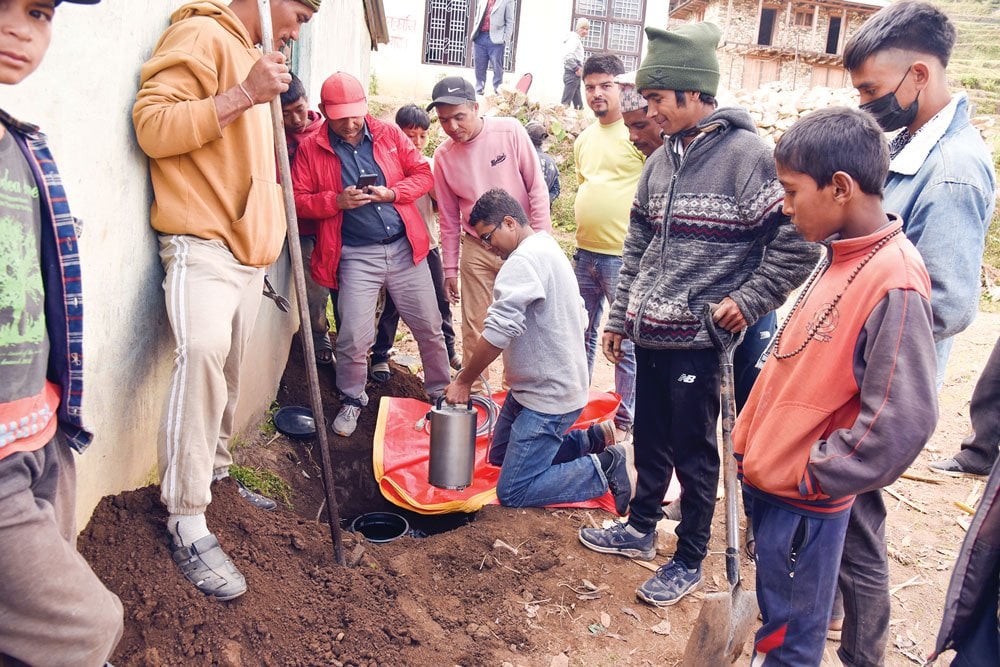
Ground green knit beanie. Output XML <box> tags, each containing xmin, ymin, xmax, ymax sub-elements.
<box><xmin>636</xmin><ymin>22</ymin><xmax>721</xmax><ymax>96</ymax></box>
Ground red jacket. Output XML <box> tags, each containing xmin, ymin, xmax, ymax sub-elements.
<box><xmin>291</xmin><ymin>115</ymin><xmax>433</xmax><ymax>289</ymax></box>
<box><xmin>285</xmin><ymin>110</ymin><xmax>324</xmax><ymax>235</ymax></box>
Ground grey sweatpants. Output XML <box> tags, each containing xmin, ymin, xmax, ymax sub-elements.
<box><xmin>335</xmin><ymin>237</ymin><xmax>450</xmax><ymax>400</ymax></box>
<box><xmin>158</xmin><ymin>235</ymin><xmax>264</xmax><ymax>516</ymax></box>
<box><xmin>0</xmin><ymin>436</ymin><xmax>123</xmax><ymax>666</ymax></box>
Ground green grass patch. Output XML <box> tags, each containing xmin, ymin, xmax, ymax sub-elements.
<box><xmin>230</xmin><ymin>464</ymin><xmax>293</xmax><ymax>509</ymax></box>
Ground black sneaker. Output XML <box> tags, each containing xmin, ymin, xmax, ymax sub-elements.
<box><xmin>636</xmin><ymin>558</ymin><xmax>702</xmax><ymax>607</ymax></box>
<box><xmin>578</xmin><ymin>521</ymin><xmax>656</xmax><ymax>560</ymax></box>
<box><xmin>235</xmin><ymin>478</ymin><xmax>278</xmax><ymax>511</ymax></box>
<box><xmin>603</xmin><ymin>443</ymin><xmax>636</xmax><ymax>516</ymax></box>
<box><xmin>929</xmin><ymin>457</ymin><xmax>991</xmax><ymax>479</ymax></box>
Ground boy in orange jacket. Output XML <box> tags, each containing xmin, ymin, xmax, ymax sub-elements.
<box><xmin>733</xmin><ymin>107</ymin><xmax>937</xmax><ymax>665</ymax></box>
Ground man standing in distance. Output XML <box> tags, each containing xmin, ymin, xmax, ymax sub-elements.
<box><xmin>560</xmin><ymin>18</ymin><xmax>590</xmax><ymax>109</ymax></box>
<box><xmin>469</xmin><ymin>0</ymin><xmax>515</xmax><ymax>96</ymax></box>
<box><xmin>577</xmin><ymin>23</ymin><xmax>814</xmax><ymax>607</ymax></box>
<box><xmin>616</xmin><ymin>73</ymin><xmax>665</xmax><ymax>158</ymax></box>
<box><xmin>134</xmin><ymin>0</ymin><xmax>318</xmax><ymax>601</ymax></box>
<box><xmin>429</xmin><ymin>77</ymin><xmax>551</xmax><ymax>389</ymax></box>
<box><xmin>573</xmin><ymin>53</ymin><xmax>645</xmax><ymax>443</ymax></box>
<box><xmin>827</xmin><ymin>3</ymin><xmax>997</xmax><ymax>663</ymax></box>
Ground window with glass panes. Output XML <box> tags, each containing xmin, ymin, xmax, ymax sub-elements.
<box><xmin>422</xmin><ymin>0</ymin><xmax>520</xmax><ymax>71</ymax></box>
<box><xmin>573</xmin><ymin>0</ymin><xmax>646</xmax><ymax>71</ymax></box>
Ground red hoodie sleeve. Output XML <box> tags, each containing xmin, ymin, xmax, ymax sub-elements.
<box><xmin>291</xmin><ymin>138</ymin><xmax>341</xmax><ymax>219</ymax></box>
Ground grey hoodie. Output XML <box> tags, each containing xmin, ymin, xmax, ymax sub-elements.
<box><xmin>607</xmin><ymin>106</ymin><xmax>817</xmax><ymax>349</ymax></box>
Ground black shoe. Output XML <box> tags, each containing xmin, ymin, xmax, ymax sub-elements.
<box><xmin>604</xmin><ymin>443</ymin><xmax>636</xmax><ymax>516</ymax></box>
<box><xmin>929</xmin><ymin>457</ymin><xmax>991</xmax><ymax>479</ymax></box>
<box><xmin>235</xmin><ymin>478</ymin><xmax>278</xmax><ymax>511</ymax></box>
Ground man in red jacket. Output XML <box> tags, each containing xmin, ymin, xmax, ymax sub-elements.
<box><xmin>292</xmin><ymin>72</ymin><xmax>451</xmax><ymax>437</ymax></box>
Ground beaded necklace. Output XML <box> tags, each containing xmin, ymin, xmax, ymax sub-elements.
<box><xmin>771</xmin><ymin>228</ymin><xmax>902</xmax><ymax>360</ymax></box>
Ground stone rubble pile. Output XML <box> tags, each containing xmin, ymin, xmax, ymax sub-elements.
<box><xmin>473</xmin><ymin>80</ymin><xmax>996</xmax><ymax>145</ymax></box>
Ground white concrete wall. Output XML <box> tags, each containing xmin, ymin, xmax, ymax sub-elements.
<box><xmin>0</xmin><ymin>1</ymin><xmax>370</xmax><ymax>527</ymax></box>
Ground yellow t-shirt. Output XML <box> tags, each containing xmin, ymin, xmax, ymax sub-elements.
<box><xmin>573</xmin><ymin>118</ymin><xmax>645</xmax><ymax>255</ymax></box>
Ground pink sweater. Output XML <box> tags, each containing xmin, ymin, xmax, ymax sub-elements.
<box><xmin>433</xmin><ymin>116</ymin><xmax>552</xmax><ymax>277</ymax></box>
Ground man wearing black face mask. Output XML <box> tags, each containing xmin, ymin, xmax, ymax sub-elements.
<box><xmin>830</xmin><ymin>4</ymin><xmax>997</xmax><ymax>666</ymax></box>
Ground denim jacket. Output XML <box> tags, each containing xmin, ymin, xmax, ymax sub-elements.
<box><xmin>884</xmin><ymin>93</ymin><xmax>996</xmax><ymax>348</ymax></box>
<box><xmin>0</xmin><ymin>109</ymin><xmax>92</xmax><ymax>452</ymax></box>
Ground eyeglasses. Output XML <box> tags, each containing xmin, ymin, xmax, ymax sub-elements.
<box><xmin>479</xmin><ymin>222</ymin><xmax>501</xmax><ymax>245</ymax></box>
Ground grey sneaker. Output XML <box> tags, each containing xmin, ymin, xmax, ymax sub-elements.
<box><xmin>929</xmin><ymin>457</ymin><xmax>991</xmax><ymax>479</ymax></box>
<box><xmin>604</xmin><ymin>443</ymin><xmax>637</xmax><ymax>516</ymax></box>
<box><xmin>333</xmin><ymin>403</ymin><xmax>362</xmax><ymax>436</ymax></box>
<box><xmin>578</xmin><ymin>521</ymin><xmax>656</xmax><ymax>560</ymax></box>
<box><xmin>636</xmin><ymin>559</ymin><xmax>701</xmax><ymax>607</ymax></box>
<box><xmin>170</xmin><ymin>533</ymin><xmax>247</xmax><ymax>601</ymax></box>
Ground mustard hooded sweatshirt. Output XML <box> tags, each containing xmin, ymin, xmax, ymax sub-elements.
<box><xmin>133</xmin><ymin>0</ymin><xmax>284</xmax><ymax>267</ymax></box>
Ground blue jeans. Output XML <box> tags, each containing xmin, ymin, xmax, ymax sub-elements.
<box><xmin>751</xmin><ymin>496</ymin><xmax>850</xmax><ymax>666</ymax></box>
<box><xmin>574</xmin><ymin>249</ymin><xmax>635</xmax><ymax>429</ymax></box>
<box><xmin>473</xmin><ymin>31</ymin><xmax>504</xmax><ymax>94</ymax></box>
<box><xmin>489</xmin><ymin>394</ymin><xmax>608</xmax><ymax>507</ymax></box>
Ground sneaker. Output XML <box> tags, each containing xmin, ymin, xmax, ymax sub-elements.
<box><xmin>234</xmin><ymin>478</ymin><xmax>277</xmax><ymax>511</ymax></box>
<box><xmin>578</xmin><ymin>521</ymin><xmax>656</xmax><ymax>560</ymax></box>
<box><xmin>615</xmin><ymin>425</ymin><xmax>632</xmax><ymax>445</ymax></box>
<box><xmin>371</xmin><ymin>361</ymin><xmax>391</xmax><ymax>383</ymax></box>
<box><xmin>333</xmin><ymin>396</ymin><xmax>365</xmax><ymax>437</ymax></box>
<box><xmin>604</xmin><ymin>443</ymin><xmax>637</xmax><ymax>516</ymax></box>
<box><xmin>636</xmin><ymin>558</ymin><xmax>702</xmax><ymax>607</ymax></box>
<box><xmin>662</xmin><ymin>501</ymin><xmax>682</xmax><ymax>522</ymax></box>
<box><xmin>597</xmin><ymin>420</ymin><xmax>616</xmax><ymax>449</ymax></box>
<box><xmin>929</xmin><ymin>457</ymin><xmax>991</xmax><ymax>479</ymax></box>
<box><xmin>449</xmin><ymin>354</ymin><xmax>463</xmax><ymax>371</ymax></box>
<box><xmin>170</xmin><ymin>533</ymin><xmax>247</xmax><ymax>601</ymax></box>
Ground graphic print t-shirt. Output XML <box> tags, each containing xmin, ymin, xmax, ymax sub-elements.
<box><xmin>0</xmin><ymin>130</ymin><xmax>59</xmax><ymax>458</ymax></box>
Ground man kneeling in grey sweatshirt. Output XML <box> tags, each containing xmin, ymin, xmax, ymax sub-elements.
<box><xmin>444</xmin><ymin>189</ymin><xmax>634</xmax><ymax>514</ymax></box>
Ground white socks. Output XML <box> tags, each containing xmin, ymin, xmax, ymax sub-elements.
<box><xmin>625</xmin><ymin>524</ymin><xmax>648</xmax><ymax>538</ymax></box>
<box><xmin>168</xmin><ymin>513</ymin><xmax>210</xmax><ymax>546</ymax></box>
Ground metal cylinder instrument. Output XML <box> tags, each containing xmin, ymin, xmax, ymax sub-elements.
<box><xmin>427</xmin><ymin>397</ymin><xmax>477</xmax><ymax>490</ymax></box>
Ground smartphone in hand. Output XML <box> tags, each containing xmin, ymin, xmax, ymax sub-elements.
<box><xmin>356</xmin><ymin>174</ymin><xmax>378</xmax><ymax>190</ymax></box>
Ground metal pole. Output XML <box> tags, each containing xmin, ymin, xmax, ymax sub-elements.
<box><xmin>257</xmin><ymin>0</ymin><xmax>346</xmax><ymax>566</ymax></box>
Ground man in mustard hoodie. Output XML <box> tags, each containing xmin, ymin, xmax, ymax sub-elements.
<box><xmin>133</xmin><ymin>0</ymin><xmax>319</xmax><ymax>601</ymax></box>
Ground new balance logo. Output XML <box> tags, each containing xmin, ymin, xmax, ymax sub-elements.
<box><xmin>677</xmin><ymin>374</ymin><xmax>697</xmax><ymax>384</ymax></box>
<box><xmin>490</xmin><ymin>153</ymin><xmax>507</xmax><ymax>167</ymax></box>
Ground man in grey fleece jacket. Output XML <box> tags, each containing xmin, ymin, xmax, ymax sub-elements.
<box><xmin>578</xmin><ymin>22</ymin><xmax>816</xmax><ymax>607</ymax></box>
<box><xmin>444</xmin><ymin>189</ymin><xmax>634</xmax><ymax>513</ymax></box>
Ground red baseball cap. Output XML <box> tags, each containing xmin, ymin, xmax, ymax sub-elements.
<box><xmin>320</xmin><ymin>72</ymin><xmax>368</xmax><ymax>120</ymax></box>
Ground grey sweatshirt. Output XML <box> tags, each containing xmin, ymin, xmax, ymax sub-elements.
<box><xmin>608</xmin><ymin>106</ymin><xmax>819</xmax><ymax>349</ymax></box>
<box><xmin>482</xmin><ymin>232</ymin><xmax>590</xmax><ymax>414</ymax></box>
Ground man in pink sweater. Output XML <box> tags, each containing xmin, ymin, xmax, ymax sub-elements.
<box><xmin>428</xmin><ymin>77</ymin><xmax>551</xmax><ymax>387</ymax></box>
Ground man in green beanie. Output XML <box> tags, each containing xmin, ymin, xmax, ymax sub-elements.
<box><xmin>134</xmin><ymin>0</ymin><xmax>318</xmax><ymax>602</ymax></box>
<box><xmin>578</xmin><ymin>22</ymin><xmax>816</xmax><ymax>607</ymax></box>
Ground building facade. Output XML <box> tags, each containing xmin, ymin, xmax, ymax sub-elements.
<box><xmin>374</xmin><ymin>0</ymin><xmax>670</xmax><ymax>105</ymax></box>
<box><xmin>670</xmin><ymin>0</ymin><xmax>887</xmax><ymax>91</ymax></box>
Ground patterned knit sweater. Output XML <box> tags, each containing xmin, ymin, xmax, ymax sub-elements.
<box><xmin>607</xmin><ymin>107</ymin><xmax>818</xmax><ymax>349</ymax></box>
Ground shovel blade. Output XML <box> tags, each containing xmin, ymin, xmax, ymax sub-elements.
<box><xmin>680</xmin><ymin>591</ymin><xmax>732</xmax><ymax>667</ymax></box>
<box><xmin>681</xmin><ymin>584</ymin><xmax>760</xmax><ymax>666</ymax></box>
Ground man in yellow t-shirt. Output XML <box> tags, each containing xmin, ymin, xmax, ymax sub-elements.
<box><xmin>573</xmin><ymin>54</ymin><xmax>645</xmax><ymax>443</ymax></box>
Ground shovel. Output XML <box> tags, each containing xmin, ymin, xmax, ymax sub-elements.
<box><xmin>680</xmin><ymin>305</ymin><xmax>759</xmax><ymax>666</ymax></box>
<box><xmin>256</xmin><ymin>0</ymin><xmax>345</xmax><ymax>566</ymax></box>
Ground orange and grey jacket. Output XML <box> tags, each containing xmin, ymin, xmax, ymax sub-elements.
<box><xmin>133</xmin><ymin>0</ymin><xmax>284</xmax><ymax>267</ymax></box>
<box><xmin>734</xmin><ymin>218</ymin><xmax>938</xmax><ymax>517</ymax></box>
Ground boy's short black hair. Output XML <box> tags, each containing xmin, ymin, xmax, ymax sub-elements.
<box><xmin>470</xmin><ymin>189</ymin><xmax>529</xmax><ymax>228</ymax></box>
<box><xmin>395</xmin><ymin>103</ymin><xmax>431</xmax><ymax>130</ymax></box>
<box><xmin>583</xmin><ymin>53</ymin><xmax>625</xmax><ymax>79</ymax></box>
<box><xmin>673</xmin><ymin>90</ymin><xmax>718</xmax><ymax>108</ymax></box>
<box><xmin>775</xmin><ymin>107</ymin><xmax>888</xmax><ymax>197</ymax></box>
<box><xmin>844</xmin><ymin>0</ymin><xmax>957</xmax><ymax>70</ymax></box>
<box><xmin>280</xmin><ymin>73</ymin><xmax>307</xmax><ymax>107</ymax></box>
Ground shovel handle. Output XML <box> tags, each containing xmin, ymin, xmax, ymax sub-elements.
<box><xmin>703</xmin><ymin>305</ymin><xmax>746</xmax><ymax>589</ymax></box>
